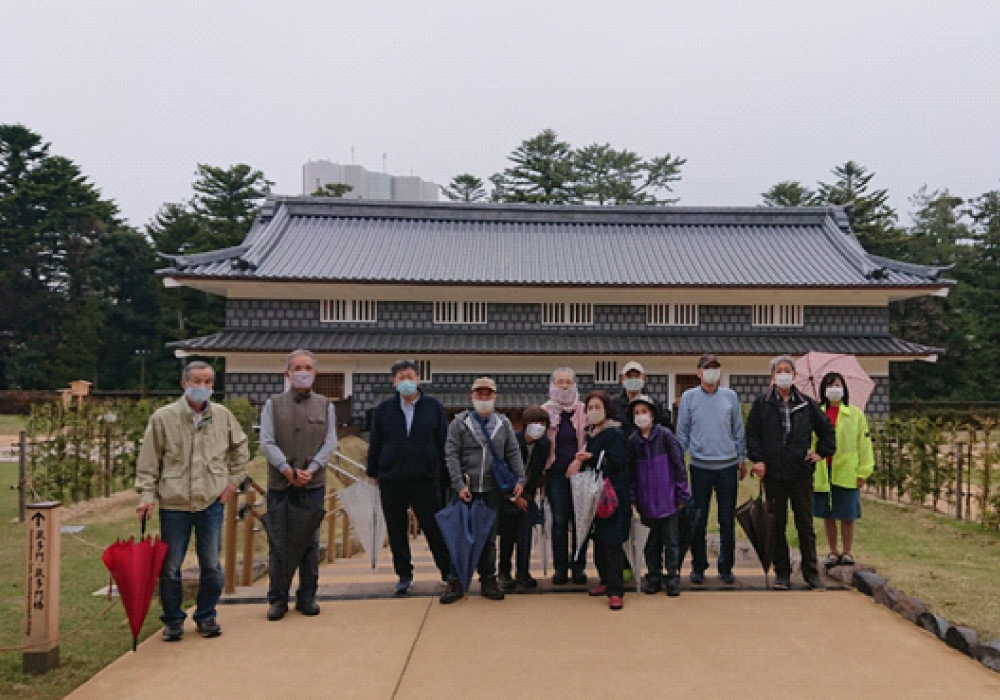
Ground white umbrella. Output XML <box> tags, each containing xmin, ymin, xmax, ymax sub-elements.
<box><xmin>534</xmin><ymin>493</ymin><xmax>551</xmax><ymax>576</ymax></box>
<box><xmin>628</xmin><ymin>517</ymin><xmax>651</xmax><ymax>593</ymax></box>
<box><xmin>570</xmin><ymin>453</ymin><xmax>604</xmax><ymax>560</ymax></box>
<box><xmin>338</xmin><ymin>480</ymin><xmax>386</xmax><ymax>571</ymax></box>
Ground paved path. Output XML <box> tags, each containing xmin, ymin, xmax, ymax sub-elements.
<box><xmin>67</xmin><ymin>540</ymin><xmax>1000</xmax><ymax>699</ymax></box>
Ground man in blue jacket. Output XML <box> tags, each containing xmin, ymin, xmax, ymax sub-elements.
<box><xmin>366</xmin><ymin>359</ymin><xmax>458</xmax><ymax>602</ymax></box>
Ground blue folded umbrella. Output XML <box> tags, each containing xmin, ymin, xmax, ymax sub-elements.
<box><xmin>434</xmin><ymin>498</ymin><xmax>498</xmax><ymax>593</ymax></box>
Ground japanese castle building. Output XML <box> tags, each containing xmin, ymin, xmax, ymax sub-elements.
<box><xmin>161</xmin><ymin>197</ymin><xmax>949</xmax><ymax>421</ymax></box>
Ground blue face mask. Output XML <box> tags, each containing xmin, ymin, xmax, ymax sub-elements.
<box><xmin>185</xmin><ymin>386</ymin><xmax>213</xmax><ymax>405</ymax></box>
<box><xmin>396</xmin><ymin>380</ymin><xmax>418</xmax><ymax>398</ymax></box>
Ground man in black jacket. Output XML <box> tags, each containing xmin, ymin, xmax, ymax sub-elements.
<box><xmin>366</xmin><ymin>359</ymin><xmax>458</xmax><ymax>602</ymax></box>
<box><xmin>746</xmin><ymin>355</ymin><xmax>836</xmax><ymax>590</ymax></box>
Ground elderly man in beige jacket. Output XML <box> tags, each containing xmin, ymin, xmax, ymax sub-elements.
<box><xmin>136</xmin><ymin>361</ymin><xmax>248</xmax><ymax>642</ymax></box>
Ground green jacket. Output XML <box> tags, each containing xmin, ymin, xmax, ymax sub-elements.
<box><xmin>812</xmin><ymin>403</ymin><xmax>874</xmax><ymax>492</ymax></box>
<box><xmin>136</xmin><ymin>397</ymin><xmax>249</xmax><ymax>511</ymax></box>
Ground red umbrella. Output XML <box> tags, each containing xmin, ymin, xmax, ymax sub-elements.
<box><xmin>794</xmin><ymin>352</ymin><xmax>876</xmax><ymax>412</ymax></box>
<box><xmin>102</xmin><ymin>519</ymin><xmax>168</xmax><ymax>651</ymax></box>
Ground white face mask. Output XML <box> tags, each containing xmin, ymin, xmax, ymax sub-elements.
<box><xmin>701</xmin><ymin>368</ymin><xmax>721</xmax><ymax>385</ymax></box>
<box><xmin>473</xmin><ymin>399</ymin><xmax>495</xmax><ymax>415</ymax></box>
<box><xmin>622</xmin><ymin>377</ymin><xmax>644</xmax><ymax>392</ymax></box>
<box><xmin>587</xmin><ymin>408</ymin><xmax>605</xmax><ymax>426</ymax></box>
<box><xmin>633</xmin><ymin>413</ymin><xmax>652</xmax><ymax>429</ymax></box>
<box><xmin>549</xmin><ymin>385</ymin><xmax>578</xmax><ymax>406</ymax></box>
<box><xmin>290</xmin><ymin>371</ymin><xmax>315</xmax><ymax>390</ymax></box>
<box><xmin>825</xmin><ymin>386</ymin><xmax>844</xmax><ymax>403</ymax></box>
<box><xmin>774</xmin><ymin>372</ymin><xmax>795</xmax><ymax>389</ymax></box>
<box><xmin>525</xmin><ymin>423</ymin><xmax>546</xmax><ymax>440</ymax></box>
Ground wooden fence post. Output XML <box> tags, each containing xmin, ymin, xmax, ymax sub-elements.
<box><xmin>341</xmin><ymin>511</ymin><xmax>351</xmax><ymax>559</ymax></box>
<box><xmin>24</xmin><ymin>501</ymin><xmax>61</xmax><ymax>674</ymax></box>
<box><xmin>18</xmin><ymin>431</ymin><xmax>27</xmax><ymax>523</ymax></box>
<box><xmin>223</xmin><ymin>496</ymin><xmax>237</xmax><ymax>594</ymax></box>
<box><xmin>955</xmin><ymin>442</ymin><xmax>965</xmax><ymax>521</ymax></box>
<box><xmin>241</xmin><ymin>489</ymin><xmax>256</xmax><ymax>586</ymax></box>
<box><xmin>326</xmin><ymin>492</ymin><xmax>338</xmax><ymax>563</ymax></box>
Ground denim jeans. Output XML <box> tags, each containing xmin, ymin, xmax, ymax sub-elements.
<box><xmin>159</xmin><ymin>500</ymin><xmax>224</xmax><ymax>625</ymax></box>
<box><xmin>688</xmin><ymin>464</ymin><xmax>738</xmax><ymax>577</ymax></box>
<box><xmin>545</xmin><ymin>471</ymin><xmax>587</xmax><ymax>576</ymax></box>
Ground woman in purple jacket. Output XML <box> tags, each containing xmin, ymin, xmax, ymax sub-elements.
<box><xmin>627</xmin><ymin>395</ymin><xmax>690</xmax><ymax>597</ymax></box>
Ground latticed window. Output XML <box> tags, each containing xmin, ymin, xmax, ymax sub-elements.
<box><xmin>541</xmin><ymin>302</ymin><xmax>593</xmax><ymax>326</ymax></box>
<box><xmin>752</xmin><ymin>304</ymin><xmax>803</xmax><ymax>327</ymax></box>
<box><xmin>647</xmin><ymin>303</ymin><xmax>698</xmax><ymax>326</ymax></box>
<box><xmin>320</xmin><ymin>299</ymin><xmax>377</xmax><ymax>322</ymax></box>
<box><xmin>434</xmin><ymin>301</ymin><xmax>487</xmax><ymax>324</ymax></box>
<box><xmin>594</xmin><ymin>360</ymin><xmax>619</xmax><ymax>384</ymax></box>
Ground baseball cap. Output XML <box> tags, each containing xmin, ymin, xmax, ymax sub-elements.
<box><xmin>471</xmin><ymin>377</ymin><xmax>497</xmax><ymax>392</ymax></box>
<box><xmin>697</xmin><ymin>353</ymin><xmax>721</xmax><ymax>369</ymax></box>
<box><xmin>621</xmin><ymin>360</ymin><xmax>645</xmax><ymax>375</ymax></box>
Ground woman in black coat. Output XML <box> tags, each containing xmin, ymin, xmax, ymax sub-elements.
<box><xmin>570</xmin><ymin>390</ymin><xmax>629</xmax><ymax>610</ymax></box>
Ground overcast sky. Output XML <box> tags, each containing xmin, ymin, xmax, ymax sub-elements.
<box><xmin>4</xmin><ymin>1</ymin><xmax>999</xmax><ymax>230</ymax></box>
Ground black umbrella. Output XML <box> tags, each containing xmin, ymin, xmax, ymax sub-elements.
<box><xmin>434</xmin><ymin>499</ymin><xmax>497</xmax><ymax>593</ymax></box>
<box><xmin>261</xmin><ymin>488</ymin><xmax>327</xmax><ymax>595</ymax></box>
<box><xmin>735</xmin><ymin>478</ymin><xmax>775</xmax><ymax>587</ymax></box>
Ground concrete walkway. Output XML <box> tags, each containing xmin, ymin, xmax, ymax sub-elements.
<box><xmin>67</xmin><ymin>541</ymin><xmax>1000</xmax><ymax>699</ymax></box>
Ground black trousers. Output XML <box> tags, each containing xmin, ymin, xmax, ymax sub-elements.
<box><xmin>764</xmin><ymin>476</ymin><xmax>818</xmax><ymax>579</ymax></box>
<box><xmin>379</xmin><ymin>479</ymin><xmax>452</xmax><ymax>581</ymax></box>
<box><xmin>642</xmin><ymin>512</ymin><xmax>680</xmax><ymax>582</ymax></box>
<box><xmin>267</xmin><ymin>487</ymin><xmax>325</xmax><ymax>605</ymax></box>
<box><xmin>594</xmin><ymin>541</ymin><xmax>624</xmax><ymax>597</ymax></box>
<box><xmin>497</xmin><ymin>499</ymin><xmax>533</xmax><ymax>579</ymax></box>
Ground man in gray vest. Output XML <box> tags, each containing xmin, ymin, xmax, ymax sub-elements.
<box><xmin>260</xmin><ymin>349</ymin><xmax>338</xmax><ymax>621</ymax></box>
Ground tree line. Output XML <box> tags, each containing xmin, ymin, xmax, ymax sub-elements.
<box><xmin>2</xmin><ymin>123</ymin><xmax>998</xmax><ymax>402</ymax></box>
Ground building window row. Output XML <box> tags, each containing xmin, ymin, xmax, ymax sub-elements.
<box><xmin>318</xmin><ymin>300</ymin><xmax>805</xmax><ymax>328</ymax></box>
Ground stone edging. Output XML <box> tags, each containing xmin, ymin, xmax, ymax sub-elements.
<box><xmin>828</xmin><ymin>563</ymin><xmax>1000</xmax><ymax>674</ymax></box>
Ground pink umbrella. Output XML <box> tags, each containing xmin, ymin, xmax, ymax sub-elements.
<box><xmin>794</xmin><ymin>352</ymin><xmax>875</xmax><ymax>411</ymax></box>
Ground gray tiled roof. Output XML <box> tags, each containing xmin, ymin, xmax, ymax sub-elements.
<box><xmin>169</xmin><ymin>329</ymin><xmax>940</xmax><ymax>357</ymax></box>
<box><xmin>158</xmin><ymin>198</ymin><xmax>950</xmax><ymax>288</ymax></box>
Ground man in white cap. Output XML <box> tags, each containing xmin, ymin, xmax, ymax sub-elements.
<box><xmin>611</xmin><ymin>360</ymin><xmax>672</xmax><ymax>439</ymax></box>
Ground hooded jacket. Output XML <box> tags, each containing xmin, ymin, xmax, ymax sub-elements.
<box><xmin>445</xmin><ymin>409</ymin><xmax>525</xmax><ymax>494</ymax></box>
<box><xmin>628</xmin><ymin>423</ymin><xmax>691</xmax><ymax>520</ymax></box>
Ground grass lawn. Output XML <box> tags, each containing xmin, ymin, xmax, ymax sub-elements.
<box><xmin>0</xmin><ymin>414</ymin><xmax>28</xmax><ymax>435</ymax></box>
<box><xmin>853</xmin><ymin>496</ymin><xmax>1000</xmax><ymax>639</ymax></box>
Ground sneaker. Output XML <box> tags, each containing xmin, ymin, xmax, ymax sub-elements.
<box><xmin>609</xmin><ymin>595</ymin><xmax>624</xmax><ymax>610</ymax></box>
<box><xmin>588</xmin><ymin>584</ymin><xmax>608</xmax><ymax>597</ymax></box>
<box><xmin>804</xmin><ymin>573</ymin><xmax>826</xmax><ymax>590</ymax></box>
<box><xmin>720</xmin><ymin>572</ymin><xmax>736</xmax><ymax>585</ymax></box>
<box><xmin>551</xmin><ymin>571</ymin><xmax>569</xmax><ymax>585</ymax></box>
<box><xmin>394</xmin><ymin>577</ymin><xmax>413</xmax><ymax>596</ymax></box>
<box><xmin>690</xmin><ymin>570</ymin><xmax>705</xmax><ymax>585</ymax></box>
<box><xmin>195</xmin><ymin>618</ymin><xmax>221</xmax><ymax>638</ymax></box>
<box><xmin>665</xmin><ymin>577</ymin><xmax>681</xmax><ymax>597</ymax></box>
<box><xmin>266</xmin><ymin>602</ymin><xmax>287</xmax><ymax>621</ymax></box>
<box><xmin>295</xmin><ymin>600</ymin><xmax>321</xmax><ymax>616</ymax></box>
<box><xmin>498</xmin><ymin>574</ymin><xmax>516</xmax><ymax>592</ymax></box>
<box><xmin>439</xmin><ymin>577</ymin><xmax>463</xmax><ymax>604</ymax></box>
<box><xmin>514</xmin><ymin>574</ymin><xmax>538</xmax><ymax>589</ymax></box>
<box><xmin>161</xmin><ymin>622</ymin><xmax>184</xmax><ymax>642</ymax></box>
<box><xmin>571</xmin><ymin>571</ymin><xmax>588</xmax><ymax>585</ymax></box>
<box><xmin>480</xmin><ymin>575</ymin><xmax>505</xmax><ymax>601</ymax></box>
<box><xmin>773</xmin><ymin>576</ymin><xmax>790</xmax><ymax>590</ymax></box>
<box><xmin>641</xmin><ymin>576</ymin><xmax>662</xmax><ymax>595</ymax></box>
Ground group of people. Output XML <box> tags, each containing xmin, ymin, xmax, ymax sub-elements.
<box><xmin>135</xmin><ymin>349</ymin><xmax>875</xmax><ymax>639</ymax></box>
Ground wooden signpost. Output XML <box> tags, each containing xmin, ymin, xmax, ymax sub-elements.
<box><xmin>24</xmin><ymin>501</ymin><xmax>62</xmax><ymax>674</ymax></box>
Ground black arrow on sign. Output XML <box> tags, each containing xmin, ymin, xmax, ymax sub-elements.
<box><xmin>31</xmin><ymin>512</ymin><xmax>45</xmax><ymax>526</ymax></box>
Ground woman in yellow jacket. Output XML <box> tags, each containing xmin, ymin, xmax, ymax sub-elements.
<box><xmin>813</xmin><ymin>372</ymin><xmax>874</xmax><ymax>568</ymax></box>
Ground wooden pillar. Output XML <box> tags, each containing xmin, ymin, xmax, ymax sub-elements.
<box><xmin>241</xmin><ymin>489</ymin><xmax>256</xmax><ymax>586</ymax></box>
<box><xmin>24</xmin><ymin>501</ymin><xmax>61</xmax><ymax>674</ymax></box>
<box><xmin>223</xmin><ymin>496</ymin><xmax>238</xmax><ymax>594</ymax></box>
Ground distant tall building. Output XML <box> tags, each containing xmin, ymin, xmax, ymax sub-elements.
<box><xmin>303</xmin><ymin>160</ymin><xmax>439</xmax><ymax>202</ymax></box>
